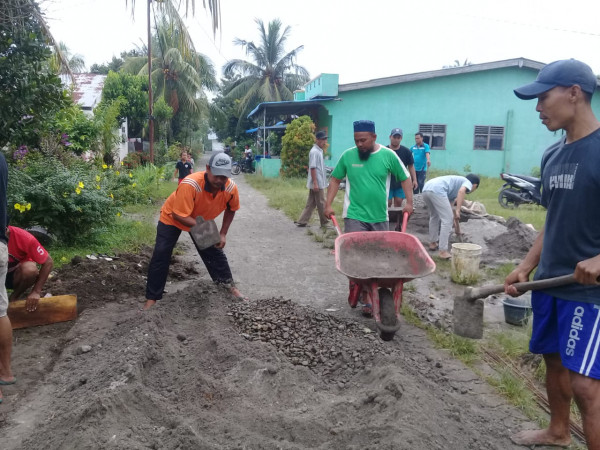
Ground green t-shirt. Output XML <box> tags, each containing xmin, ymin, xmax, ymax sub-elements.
<box><xmin>332</xmin><ymin>145</ymin><xmax>409</xmax><ymax>223</ymax></box>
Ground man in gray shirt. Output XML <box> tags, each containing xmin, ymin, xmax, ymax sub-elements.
<box><xmin>422</xmin><ymin>174</ymin><xmax>480</xmax><ymax>259</ymax></box>
<box><xmin>295</xmin><ymin>131</ymin><xmax>330</xmax><ymax>228</ymax></box>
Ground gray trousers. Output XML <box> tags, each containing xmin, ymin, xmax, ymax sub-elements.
<box><xmin>422</xmin><ymin>191</ymin><xmax>453</xmax><ymax>251</ymax></box>
<box><xmin>297</xmin><ymin>189</ymin><xmax>328</xmax><ymax>226</ymax></box>
<box><xmin>344</xmin><ymin>218</ymin><xmax>389</xmax><ymax>233</ymax></box>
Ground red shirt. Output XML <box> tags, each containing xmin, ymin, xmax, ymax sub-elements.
<box><xmin>7</xmin><ymin>226</ymin><xmax>49</xmax><ymax>271</ymax></box>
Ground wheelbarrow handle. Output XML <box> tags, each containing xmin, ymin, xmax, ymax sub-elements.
<box><xmin>401</xmin><ymin>211</ymin><xmax>409</xmax><ymax>233</ymax></box>
<box><xmin>331</xmin><ymin>215</ymin><xmax>342</xmax><ymax>236</ymax></box>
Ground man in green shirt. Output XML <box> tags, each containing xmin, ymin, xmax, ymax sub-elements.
<box><xmin>324</xmin><ymin>120</ymin><xmax>413</xmax><ymax>230</ymax></box>
<box><xmin>324</xmin><ymin>120</ymin><xmax>414</xmax><ymax>316</ymax></box>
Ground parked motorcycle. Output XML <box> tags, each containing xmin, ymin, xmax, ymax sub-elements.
<box><xmin>498</xmin><ymin>172</ymin><xmax>542</xmax><ymax>208</ymax></box>
<box><xmin>325</xmin><ymin>166</ymin><xmax>346</xmax><ymax>190</ymax></box>
<box><xmin>231</xmin><ymin>156</ymin><xmax>254</xmax><ymax>175</ymax></box>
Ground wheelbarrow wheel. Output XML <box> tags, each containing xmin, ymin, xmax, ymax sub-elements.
<box><xmin>379</xmin><ymin>288</ymin><xmax>397</xmax><ymax>341</ymax></box>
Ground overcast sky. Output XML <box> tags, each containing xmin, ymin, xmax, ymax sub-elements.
<box><xmin>42</xmin><ymin>0</ymin><xmax>600</xmax><ymax>85</ymax></box>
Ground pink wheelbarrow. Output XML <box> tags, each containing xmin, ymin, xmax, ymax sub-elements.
<box><xmin>331</xmin><ymin>213</ymin><xmax>436</xmax><ymax>341</ymax></box>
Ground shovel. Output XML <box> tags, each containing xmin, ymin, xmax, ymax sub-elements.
<box><xmin>189</xmin><ymin>216</ymin><xmax>221</xmax><ymax>250</ymax></box>
<box><xmin>453</xmin><ymin>274</ymin><xmax>577</xmax><ymax>339</ymax></box>
<box><xmin>453</xmin><ymin>218</ymin><xmax>463</xmax><ymax>243</ymax></box>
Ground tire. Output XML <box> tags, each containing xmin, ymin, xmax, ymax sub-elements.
<box><xmin>231</xmin><ymin>164</ymin><xmax>241</xmax><ymax>175</ymax></box>
<box><xmin>498</xmin><ymin>188</ymin><xmax>520</xmax><ymax>209</ymax></box>
<box><xmin>379</xmin><ymin>288</ymin><xmax>397</xmax><ymax>341</ymax></box>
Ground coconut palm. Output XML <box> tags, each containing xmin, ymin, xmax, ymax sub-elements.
<box><xmin>223</xmin><ymin>18</ymin><xmax>310</xmax><ymax>118</ymax></box>
<box><xmin>122</xmin><ymin>17</ymin><xmax>216</xmax><ymax>116</ymax></box>
<box><xmin>50</xmin><ymin>41</ymin><xmax>86</xmax><ymax>74</ymax></box>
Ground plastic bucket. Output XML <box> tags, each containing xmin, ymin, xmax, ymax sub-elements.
<box><xmin>450</xmin><ymin>243</ymin><xmax>482</xmax><ymax>285</ymax></box>
<box><xmin>502</xmin><ymin>297</ymin><xmax>532</xmax><ymax>326</ymax></box>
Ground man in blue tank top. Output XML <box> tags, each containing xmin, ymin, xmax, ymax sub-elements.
<box><xmin>505</xmin><ymin>59</ymin><xmax>600</xmax><ymax>449</ymax></box>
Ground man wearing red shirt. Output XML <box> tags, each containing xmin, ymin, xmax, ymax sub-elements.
<box><xmin>6</xmin><ymin>226</ymin><xmax>54</xmax><ymax>312</ymax></box>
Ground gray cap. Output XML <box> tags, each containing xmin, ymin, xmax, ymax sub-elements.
<box><xmin>390</xmin><ymin>128</ymin><xmax>403</xmax><ymax>136</ymax></box>
<box><xmin>208</xmin><ymin>152</ymin><xmax>232</xmax><ymax>177</ymax></box>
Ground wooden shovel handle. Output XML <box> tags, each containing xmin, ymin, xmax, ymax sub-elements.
<box><xmin>466</xmin><ymin>274</ymin><xmax>577</xmax><ymax>301</ymax></box>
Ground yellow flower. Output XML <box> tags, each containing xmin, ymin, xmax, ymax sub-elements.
<box><xmin>96</xmin><ymin>185</ymin><xmax>101</xmax><ymax>190</ymax></box>
<box><xmin>95</xmin><ymin>175</ymin><xmax>100</xmax><ymax>182</ymax></box>
<box><xmin>109</xmin><ymin>193</ymin><xmax>114</xmax><ymax>199</ymax></box>
<box><xmin>109</xmin><ymin>165</ymin><xmax>113</xmax><ymax>169</ymax></box>
<box><xmin>14</xmin><ymin>203</ymin><xmax>21</xmax><ymax>210</ymax></box>
<box><xmin>78</xmin><ymin>181</ymin><xmax>84</xmax><ymax>189</ymax></box>
<box><xmin>26</xmin><ymin>203</ymin><xmax>31</xmax><ymax>210</ymax></box>
<box><xmin>120</xmin><ymin>161</ymin><xmax>124</xmax><ymax>166</ymax></box>
<box><xmin>132</xmin><ymin>183</ymin><xmax>137</xmax><ymax>188</ymax></box>
<box><xmin>75</xmin><ymin>187</ymin><xmax>81</xmax><ymax>195</ymax></box>
<box><xmin>116</xmin><ymin>211</ymin><xmax>121</xmax><ymax>217</ymax></box>
<box><xmin>60</xmin><ymin>256</ymin><xmax>67</xmax><ymax>262</ymax></box>
<box><xmin>115</xmin><ymin>171</ymin><xmax>120</xmax><ymax>176</ymax></box>
<box><xmin>18</xmin><ymin>205</ymin><xmax>26</xmax><ymax>213</ymax></box>
<box><xmin>102</xmin><ymin>164</ymin><xmax>108</xmax><ymax>169</ymax></box>
<box><xmin>129</xmin><ymin>172</ymin><xmax>133</xmax><ymax>178</ymax></box>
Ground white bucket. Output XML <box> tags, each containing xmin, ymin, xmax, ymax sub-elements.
<box><xmin>451</xmin><ymin>243</ymin><xmax>482</xmax><ymax>285</ymax></box>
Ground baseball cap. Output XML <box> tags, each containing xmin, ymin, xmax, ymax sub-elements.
<box><xmin>208</xmin><ymin>152</ymin><xmax>232</xmax><ymax>177</ymax></box>
<box><xmin>514</xmin><ymin>59</ymin><xmax>597</xmax><ymax>100</ymax></box>
<box><xmin>316</xmin><ymin>131</ymin><xmax>328</xmax><ymax>139</ymax></box>
<box><xmin>390</xmin><ymin>128</ymin><xmax>403</xmax><ymax>136</ymax></box>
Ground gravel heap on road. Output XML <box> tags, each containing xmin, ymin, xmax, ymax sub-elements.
<box><xmin>230</xmin><ymin>298</ymin><xmax>396</xmax><ymax>385</ymax></box>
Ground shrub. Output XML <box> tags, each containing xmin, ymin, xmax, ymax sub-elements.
<box><xmin>280</xmin><ymin>116</ymin><xmax>315</xmax><ymax>178</ymax></box>
<box><xmin>7</xmin><ymin>158</ymin><xmax>117</xmax><ymax>243</ymax></box>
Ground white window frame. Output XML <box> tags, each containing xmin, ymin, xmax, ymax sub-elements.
<box><xmin>474</xmin><ymin>125</ymin><xmax>505</xmax><ymax>151</ymax></box>
<box><xmin>418</xmin><ymin>124</ymin><xmax>446</xmax><ymax>150</ymax></box>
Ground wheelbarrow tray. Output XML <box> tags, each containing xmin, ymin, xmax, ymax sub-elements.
<box><xmin>334</xmin><ymin>231</ymin><xmax>436</xmax><ymax>283</ymax></box>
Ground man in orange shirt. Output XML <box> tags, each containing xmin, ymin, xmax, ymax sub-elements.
<box><xmin>143</xmin><ymin>153</ymin><xmax>246</xmax><ymax>310</ymax></box>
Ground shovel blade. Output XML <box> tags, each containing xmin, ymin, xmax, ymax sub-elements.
<box><xmin>189</xmin><ymin>219</ymin><xmax>221</xmax><ymax>250</ymax></box>
<box><xmin>453</xmin><ymin>296</ymin><xmax>484</xmax><ymax>339</ymax></box>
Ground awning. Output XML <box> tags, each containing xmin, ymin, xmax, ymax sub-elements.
<box><xmin>246</xmin><ymin>98</ymin><xmax>335</xmax><ymax>119</ymax></box>
<box><xmin>245</xmin><ymin>121</ymin><xmax>288</xmax><ymax>134</ymax></box>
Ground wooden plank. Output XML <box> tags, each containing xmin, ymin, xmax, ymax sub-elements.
<box><xmin>7</xmin><ymin>295</ymin><xmax>77</xmax><ymax>329</ymax></box>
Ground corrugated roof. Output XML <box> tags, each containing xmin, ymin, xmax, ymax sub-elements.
<box><xmin>61</xmin><ymin>73</ymin><xmax>106</xmax><ymax>110</ymax></box>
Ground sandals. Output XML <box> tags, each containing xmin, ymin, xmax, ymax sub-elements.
<box><xmin>428</xmin><ymin>244</ymin><xmax>439</xmax><ymax>251</ymax></box>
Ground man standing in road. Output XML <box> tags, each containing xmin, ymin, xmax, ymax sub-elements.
<box><xmin>411</xmin><ymin>132</ymin><xmax>431</xmax><ymax>193</ymax></box>
<box><xmin>324</xmin><ymin>120</ymin><xmax>413</xmax><ymax>316</ymax></box>
<box><xmin>6</xmin><ymin>226</ymin><xmax>54</xmax><ymax>312</ymax></box>
<box><xmin>295</xmin><ymin>130</ymin><xmax>330</xmax><ymax>228</ymax></box>
<box><xmin>144</xmin><ymin>152</ymin><xmax>247</xmax><ymax>310</ymax></box>
<box><xmin>387</xmin><ymin>128</ymin><xmax>418</xmax><ymax>209</ymax></box>
<box><xmin>174</xmin><ymin>151</ymin><xmax>193</xmax><ymax>184</ymax></box>
<box><xmin>505</xmin><ymin>58</ymin><xmax>600</xmax><ymax>449</ymax></box>
<box><xmin>0</xmin><ymin>152</ymin><xmax>16</xmax><ymax>401</ymax></box>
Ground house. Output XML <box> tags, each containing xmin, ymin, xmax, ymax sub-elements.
<box><xmin>248</xmin><ymin>58</ymin><xmax>600</xmax><ymax>177</ymax></box>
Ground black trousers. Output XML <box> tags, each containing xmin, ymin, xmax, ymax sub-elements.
<box><xmin>145</xmin><ymin>221</ymin><xmax>233</xmax><ymax>301</ymax></box>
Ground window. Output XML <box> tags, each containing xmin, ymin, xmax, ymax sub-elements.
<box><xmin>418</xmin><ymin>124</ymin><xmax>446</xmax><ymax>150</ymax></box>
<box><xmin>474</xmin><ymin>125</ymin><xmax>504</xmax><ymax>150</ymax></box>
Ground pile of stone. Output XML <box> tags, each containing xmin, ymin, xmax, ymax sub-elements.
<box><xmin>229</xmin><ymin>298</ymin><xmax>397</xmax><ymax>384</ymax></box>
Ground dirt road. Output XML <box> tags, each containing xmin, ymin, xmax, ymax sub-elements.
<box><xmin>0</xmin><ymin>156</ymin><xmax>548</xmax><ymax>449</ymax></box>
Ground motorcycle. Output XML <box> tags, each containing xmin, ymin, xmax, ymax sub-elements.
<box><xmin>325</xmin><ymin>166</ymin><xmax>345</xmax><ymax>190</ymax></box>
<box><xmin>231</xmin><ymin>156</ymin><xmax>255</xmax><ymax>175</ymax></box>
<box><xmin>498</xmin><ymin>172</ymin><xmax>542</xmax><ymax>208</ymax></box>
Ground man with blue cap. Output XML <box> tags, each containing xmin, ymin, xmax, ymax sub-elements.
<box><xmin>505</xmin><ymin>59</ymin><xmax>600</xmax><ymax>448</ymax></box>
<box><xmin>324</xmin><ymin>120</ymin><xmax>413</xmax><ymax>316</ymax></box>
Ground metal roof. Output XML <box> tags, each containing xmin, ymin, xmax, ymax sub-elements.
<box><xmin>339</xmin><ymin>58</ymin><xmax>547</xmax><ymax>92</ymax></box>
<box><xmin>61</xmin><ymin>73</ymin><xmax>107</xmax><ymax>111</ymax></box>
<box><xmin>246</xmin><ymin>98</ymin><xmax>335</xmax><ymax>119</ymax></box>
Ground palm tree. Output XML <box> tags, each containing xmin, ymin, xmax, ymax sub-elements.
<box><xmin>223</xmin><ymin>18</ymin><xmax>310</xmax><ymax>118</ymax></box>
<box><xmin>50</xmin><ymin>41</ymin><xmax>86</xmax><ymax>74</ymax></box>
<box><xmin>122</xmin><ymin>17</ymin><xmax>216</xmax><ymax>116</ymax></box>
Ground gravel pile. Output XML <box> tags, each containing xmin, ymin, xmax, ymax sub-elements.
<box><xmin>229</xmin><ymin>298</ymin><xmax>397</xmax><ymax>384</ymax></box>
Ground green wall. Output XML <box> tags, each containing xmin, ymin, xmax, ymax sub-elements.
<box><xmin>324</xmin><ymin>67</ymin><xmax>600</xmax><ymax>177</ymax></box>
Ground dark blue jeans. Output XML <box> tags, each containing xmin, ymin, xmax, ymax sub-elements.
<box><xmin>414</xmin><ymin>170</ymin><xmax>427</xmax><ymax>194</ymax></box>
<box><xmin>146</xmin><ymin>221</ymin><xmax>233</xmax><ymax>301</ymax></box>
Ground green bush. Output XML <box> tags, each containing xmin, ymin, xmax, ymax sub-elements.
<box><xmin>280</xmin><ymin>116</ymin><xmax>315</xmax><ymax>178</ymax></box>
<box><xmin>7</xmin><ymin>158</ymin><xmax>117</xmax><ymax>243</ymax></box>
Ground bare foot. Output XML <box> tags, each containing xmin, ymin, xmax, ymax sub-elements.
<box><xmin>230</xmin><ymin>287</ymin><xmax>249</xmax><ymax>302</ymax></box>
<box><xmin>439</xmin><ymin>251</ymin><xmax>452</xmax><ymax>260</ymax></box>
<box><xmin>141</xmin><ymin>300</ymin><xmax>156</xmax><ymax>310</ymax></box>
<box><xmin>510</xmin><ymin>429</ymin><xmax>571</xmax><ymax>447</ymax></box>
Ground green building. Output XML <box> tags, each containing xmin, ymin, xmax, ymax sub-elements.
<box><xmin>248</xmin><ymin>58</ymin><xmax>600</xmax><ymax>177</ymax></box>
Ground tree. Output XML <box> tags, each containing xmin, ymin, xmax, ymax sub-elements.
<box><xmin>90</xmin><ymin>49</ymin><xmax>145</xmax><ymax>74</ymax></box>
<box><xmin>223</xmin><ymin>18</ymin><xmax>310</xmax><ymax>126</ymax></box>
<box><xmin>209</xmin><ymin>75</ymin><xmax>253</xmax><ymax>142</ymax></box>
<box><xmin>443</xmin><ymin>59</ymin><xmax>472</xmax><ymax>69</ymax></box>
<box><xmin>280</xmin><ymin>116</ymin><xmax>314</xmax><ymax>178</ymax></box>
<box><xmin>0</xmin><ymin>12</ymin><xmax>71</xmax><ymax>148</ymax></box>
<box><xmin>99</xmin><ymin>71</ymin><xmax>149</xmax><ymax>137</ymax></box>
<box><xmin>50</xmin><ymin>41</ymin><xmax>86</xmax><ymax>74</ymax></box>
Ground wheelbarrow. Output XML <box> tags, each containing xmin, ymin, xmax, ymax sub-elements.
<box><xmin>331</xmin><ymin>213</ymin><xmax>436</xmax><ymax>341</ymax></box>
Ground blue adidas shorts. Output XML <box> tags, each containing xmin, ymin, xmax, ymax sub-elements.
<box><xmin>530</xmin><ymin>291</ymin><xmax>600</xmax><ymax>379</ymax></box>
<box><xmin>388</xmin><ymin>187</ymin><xmax>405</xmax><ymax>200</ymax></box>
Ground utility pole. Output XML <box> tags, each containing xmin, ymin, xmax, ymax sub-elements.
<box><xmin>147</xmin><ymin>0</ymin><xmax>154</xmax><ymax>163</ymax></box>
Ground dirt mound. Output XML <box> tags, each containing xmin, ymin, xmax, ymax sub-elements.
<box><xmin>484</xmin><ymin>217</ymin><xmax>538</xmax><ymax>261</ymax></box>
<box><xmin>45</xmin><ymin>246</ymin><xmax>198</xmax><ymax>310</ymax></box>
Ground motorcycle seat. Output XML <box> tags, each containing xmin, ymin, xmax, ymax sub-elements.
<box><xmin>506</xmin><ymin>173</ymin><xmax>541</xmax><ymax>185</ymax></box>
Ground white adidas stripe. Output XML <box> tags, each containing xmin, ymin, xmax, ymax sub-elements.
<box><xmin>225</xmin><ymin>180</ymin><xmax>236</xmax><ymax>192</ymax></box>
<box><xmin>181</xmin><ymin>178</ymin><xmax>202</xmax><ymax>192</ymax></box>
<box><xmin>579</xmin><ymin>307</ymin><xmax>600</xmax><ymax>375</ymax></box>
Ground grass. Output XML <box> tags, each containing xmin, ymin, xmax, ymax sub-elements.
<box><xmin>49</xmin><ymin>179</ymin><xmax>177</xmax><ymax>269</ymax></box>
